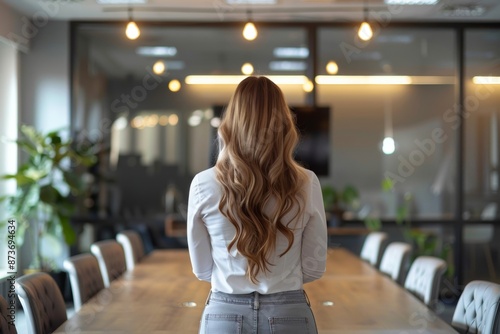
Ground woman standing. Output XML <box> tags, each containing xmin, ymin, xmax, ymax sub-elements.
<box><xmin>187</xmin><ymin>76</ymin><xmax>327</xmax><ymax>334</ymax></box>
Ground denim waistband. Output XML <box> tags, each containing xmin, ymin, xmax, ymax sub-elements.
<box><xmin>206</xmin><ymin>289</ymin><xmax>310</xmax><ymax>309</ymax></box>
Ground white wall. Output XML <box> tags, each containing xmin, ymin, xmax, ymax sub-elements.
<box><xmin>20</xmin><ymin>21</ymin><xmax>70</xmax><ymax>135</ymax></box>
<box><xmin>0</xmin><ymin>40</ymin><xmax>19</xmax><ymax>270</ymax></box>
<box><xmin>18</xmin><ymin>20</ymin><xmax>71</xmax><ymax>270</ymax></box>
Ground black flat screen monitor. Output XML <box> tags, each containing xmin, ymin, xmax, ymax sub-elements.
<box><xmin>209</xmin><ymin>105</ymin><xmax>330</xmax><ymax>177</ymax></box>
<box><xmin>291</xmin><ymin>106</ymin><xmax>330</xmax><ymax>176</ymax></box>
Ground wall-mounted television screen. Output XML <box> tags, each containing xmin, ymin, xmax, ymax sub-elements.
<box><xmin>209</xmin><ymin>105</ymin><xmax>330</xmax><ymax>177</ymax></box>
<box><xmin>291</xmin><ymin>106</ymin><xmax>330</xmax><ymax>176</ymax></box>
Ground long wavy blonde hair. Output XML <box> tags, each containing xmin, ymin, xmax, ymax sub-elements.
<box><xmin>215</xmin><ymin>76</ymin><xmax>308</xmax><ymax>283</ymax></box>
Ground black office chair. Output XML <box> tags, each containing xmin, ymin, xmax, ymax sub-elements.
<box><xmin>0</xmin><ymin>294</ymin><xmax>17</xmax><ymax>334</ymax></box>
<box><xmin>63</xmin><ymin>253</ymin><xmax>105</xmax><ymax>311</ymax></box>
<box><xmin>15</xmin><ymin>272</ymin><xmax>67</xmax><ymax>334</ymax></box>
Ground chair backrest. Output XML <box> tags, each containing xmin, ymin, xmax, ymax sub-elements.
<box><xmin>360</xmin><ymin>232</ymin><xmax>388</xmax><ymax>268</ymax></box>
<box><xmin>132</xmin><ymin>224</ymin><xmax>155</xmax><ymax>254</ymax></box>
<box><xmin>0</xmin><ymin>295</ymin><xmax>17</xmax><ymax>334</ymax></box>
<box><xmin>90</xmin><ymin>240</ymin><xmax>126</xmax><ymax>288</ymax></box>
<box><xmin>117</xmin><ymin>230</ymin><xmax>145</xmax><ymax>271</ymax></box>
<box><xmin>452</xmin><ymin>280</ymin><xmax>500</xmax><ymax>334</ymax></box>
<box><xmin>379</xmin><ymin>242</ymin><xmax>412</xmax><ymax>285</ymax></box>
<box><xmin>404</xmin><ymin>256</ymin><xmax>447</xmax><ymax>307</ymax></box>
<box><xmin>15</xmin><ymin>272</ymin><xmax>67</xmax><ymax>334</ymax></box>
<box><xmin>63</xmin><ymin>253</ymin><xmax>105</xmax><ymax>311</ymax></box>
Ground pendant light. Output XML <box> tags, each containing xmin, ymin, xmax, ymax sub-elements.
<box><xmin>243</xmin><ymin>11</ymin><xmax>258</xmax><ymax>41</ymax></box>
<box><xmin>358</xmin><ymin>1</ymin><xmax>373</xmax><ymax>41</ymax></box>
<box><xmin>126</xmin><ymin>7</ymin><xmax>140</xmax><ymax>40</ymax></box>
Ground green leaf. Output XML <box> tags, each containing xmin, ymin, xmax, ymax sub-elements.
<box><xmin>62</xmin><ymin>170</ymin><xmax>85</xmax><ymax>193</ymax></box>
<box><xmin>342</xmin><ymin>185</ymin><xmax>359</xmax><ymax>205</ymax></box>
<box><xmin>381</xmin><ymin>177</ymin><xmax>394</xmax><ymax>192</ymax></box>
<box><xmin>39</xmin><ymin>184</ymin><xmax>61</xmax><ymax>205</ymax></box>
<box><xmin>58</xmin><ymin>214</ymin><xmax>76</xmax><ymax>245</ymax></box>
<box><xmin>364</xmin><ymin>217</ymin><xmax>382</xmax><ymax>231</ymax></box>
<box><xmin>396</xmin><ymin>206</ymin><xmax>408</xmax><ymax>225</ymax></box>
<box><xmin>15</xmin><ymin>139</ymin><xmax>39</xmax><ymax>155</ymax></box>
<box><xmin>2</xmin><ymin>173</ymin><xmax>37</xmax><ymax>186</ymax></box>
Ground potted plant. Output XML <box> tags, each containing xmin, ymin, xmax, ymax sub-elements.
<box><xmin>0</xmin><ymin>125</ymin><xmax>96</xmax><ymax>272</ymax></box>
<box><xmin>322</xmin><ymin>184</ymin><xmax>359</xmax><ymax>225</ymax></box>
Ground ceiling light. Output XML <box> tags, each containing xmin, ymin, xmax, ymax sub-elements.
<box><xmin>243</xmin><ymin>22</ymin><xmax>257</xmax><ymax>41</ymax></box>
<box><xmin>316</xmin><ymin>75</ymin><xmax>412</xmax><ymax>85</ymax></box>
<box><xmin>159</xmin><ymin>115</ymin><xmax>169</xmax><ymax>126</ymax></box>
<box><xmin>358</xmin><ymin>2</ymin><xmax>373</xmax><ymax>42</ymax></box>
<box><xmin>243</xmin><ymin>10</ymin><xmax>257</xmax><ymax>41</ymax></box>
<box><xmin>303</xmin><ymin>80</ymin><xmax>314</xmax><ymax>93</ymax></box>
<box><xmin>97</xmin><ymin>0</ymin><xmax>147</xmax><ymax>4</ymax></box>
<box><xmin>273</xmin><ymin>47</ymin><xmax>309</xmax><ymax>59</ymax></box>
<box><xmin>185</xmin><ymin>75</ymin><xmax>308</xmax><ymax>85</ymax></box>
<box><xmin>382</xmin><ymin>137</ymin><xmax>396</xmax><ymax>155</ymax></box>
<box><xmin>226</xmin><ymin>0</ymin><xmax>276</xmax><ymax>4</ymax></box>
<box><xmin>125</xmin><ymin>8</ymin><xmax>140</xmax><ymax>40</ymax></box>
<box><xmin>269</xmin><ymin>61</ymin><xmax>307</xmax><ymax>71</ymax></box>
<box><xmin>210</xmin><ymin>117</ymin><xmax>221</xmax><ymax>128</ymax></box>
<box><xmin>241</xmin><ymin>63</ymin><xmax>254</xmax><ymax>75</ymax></box>
<box><xmin>136</xmin><ymin>46</ymin><xmax>177</xmax><ymax>57</ymax></box>
<box><xmin>126</xmin><ymin>21</ymin><xmax>140</xmax><ymax>40</ymax></box>
<box><xmin>169</xmin><ymin>114</ymin><xmax>179</xmax><ymax>126</ymax></box>
<box><xmin>326</xmin><ymin>61</ymin><xmax>339</xmax><ymax>75</ymax></box>
<box><xmin>153</xmin><ymin>60</ymin><xmax>165</xmax><ymax>75</ymax></box>
<box><xmin>384</xmin><ymin>0</ymin><xmax>438</xmax><ymax>4</ymax></box>
<box><xmin>169</xmin><ymin>79</ymin><xmax>181</xmax><ymax>92</ymax></box>
<box><xmin>473</xmin><ymin>76</ymin><xmax>500</xmax><ymax>84</ymax></box>
<box><xmin>358</xmin><ymin>22</ymin><xmax>373</xmax><ymax>41</ymax></box>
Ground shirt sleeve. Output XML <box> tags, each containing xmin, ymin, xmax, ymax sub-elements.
<box><xmin>187</xmin><ymin>174</ymin><xmax>213</xmax><ymax>282</ymax></box>
<box><xmin>302</xmin><ymin>172</ymin><xmax>328</xmax><ymax>283</ymax></box>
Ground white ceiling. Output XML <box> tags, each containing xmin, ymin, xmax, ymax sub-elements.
<box><xmin>4</xmin><ymin>0</ymin><xmax>500</xmax><ymax>22</ymax></box>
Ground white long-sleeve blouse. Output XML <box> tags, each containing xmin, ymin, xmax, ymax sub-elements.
<box><xmin>187</xmin><ymin>167</ymin><xmax>327</xmax><ymax>294</ymax></box>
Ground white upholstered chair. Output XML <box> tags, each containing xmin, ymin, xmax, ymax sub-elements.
<box><xmin>63</xmin><ymin>253</ymin><xmax>105</xmax><ymax>311</ymax></box>
<box><xmin>0</xmin><ymin>295</ymin><xmax>17</xmax><ymax>334</ymax></box>
<box><xmin>379</xmin><ymin>242</ymin><xmax>412</xmax><ymax>285</ymax></box>
<box><xmin>15</xmin><ymin>272</ymin><xmax>67</xmax><ymax>334</ymax></box>
<box><xmin>404</xmin><ymin>256</ymin><xmax>447</xmax><ymax>307</ymax></box>
<box><xmin>360</xmin><ymin>232</ymin><xmax>388</xmax><ymax>268</ymax></box>
<box><xmin>452</xmin><ymin>280</ymin><xmax>500</xmax><ymax>334</ymax></box>
<box><xmin>90</xmin><ymin>240</ymin><xmax>126</xmax><ymax>288</ymax></box>
<box><xmin>117</xmin><ymin>230</ymin><xmax>145</xmax><ymax>271</ymax></box>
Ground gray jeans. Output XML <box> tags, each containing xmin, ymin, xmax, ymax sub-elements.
<box><xmin>199</xmin><ymin>289</ymin><xmax>318</xmax><ymax>334</ymax></box>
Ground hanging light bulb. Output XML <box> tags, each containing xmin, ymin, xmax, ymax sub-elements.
<box><xmin>243</xmin><ymin>11</ymin><xmax>257</xmax><ymax>41</ymax></box>
<box><xmin>126</xmin><ymin>21</ymin><xmax>140</xmax><ymax>40</ymax></box>
<box><xmin>358</xmin><ymin>2</ymin><xmax>372</xmax><ymax>42</ymax></box>
<box><xmin>241</xmin><ymin>62</ymin><xmax>254</xmax><ymax>75</ymax></box>
<box><xmin>382</xmin><ymin>137</ymin><xmax>395</xmax><ymax>155</ymax></box>
<box><xmin>243</xmin><ymin>22</ymin><xmax>257</xmax><ymax>41</ymax></box>
<box><xmin>358</xmin><ymin>22</ymin><xmax>373</xmax><ymax>41</ymax></box>
<box><xmin>303</xmin><ymin>79</ymin><xmax>314</xmax><ymax>93</ymax></box>
<box><xmin>169</xmin><ymin>79</ymin><xmax>181</xmax><ymax>92</ymax></box>
<box><xmin>326</xmin><ymin>61</ymin><xmax>339</xmax><ymax>75</ymax></box>
<box><xmin>125</xmin><ymin>8</ymin><xmax>140</xmax><ymax>40</ymax></box>
<box><xmin>153</xmin><ymin>60</ymin><xmax>165</xmax><ymax>75</ymax></box>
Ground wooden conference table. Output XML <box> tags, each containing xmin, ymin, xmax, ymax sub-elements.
<box><xmin>54</xmin><ymin>248</ymin><xmax>457</xmax><ymax>333</ymax></box>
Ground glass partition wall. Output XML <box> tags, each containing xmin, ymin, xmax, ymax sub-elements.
<box><xmin>71</xmin><ymin>22</ymin><xmax>500</xmax><ymax>285</ymax></box>
<box><xmin>317</xmin><ymin>28</ymin><xmax>457</xmax><ymax>221</ymax></box>
<box><xmin>463</xmin><ymin>29</ymin><xmax>500</xmax><ymax>283</ymax></box>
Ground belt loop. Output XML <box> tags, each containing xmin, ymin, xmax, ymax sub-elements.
<box><xmin>303</xmin><ymin>290</ymin><xmax>311</xmax><ymax>306</ymax></box>
<box><xmin>205</xmin><ymin>290</ymin><xmax>212</xmax><ymax>305</ymax></box>
<box><xmin>253</xmin><ymin>291</ymin><xmax>260</xmax><ymax>310</ymax></box>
